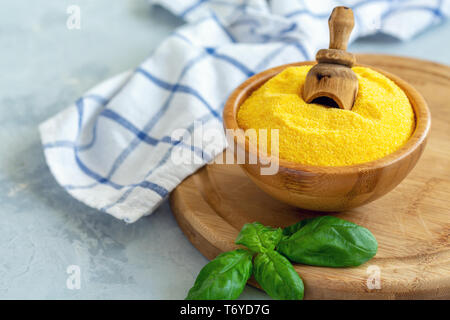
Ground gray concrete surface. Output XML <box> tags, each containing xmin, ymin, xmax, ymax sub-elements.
<box><xmin>0</xmin><ymin>0</ymin><xmax>448</xmax><ymax>299</ymax></box>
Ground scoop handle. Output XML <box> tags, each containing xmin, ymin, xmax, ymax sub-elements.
<box><xmin>328</xmin><ymin>6</ymin><xmax>354</xmax><ymax>51</ymax></box>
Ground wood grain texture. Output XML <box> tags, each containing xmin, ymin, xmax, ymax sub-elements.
<box><xmin>303</xmin><ymin>6</ymin><xmax>358</xmax><ymax>110</ymax></box>
<box><xmin>223</xmin><ymin>60</ymin><xmax>430</xmax><ymax>212</ymax></box>
<box><xmin>328</xmin><ymin>6</ymin><xmax>354</xmax><ymax>51</ymax></box>
<box><xmin>170</xmin><ymin>55</ymin><xmax>450</xmax><ymax>299</ymax></box>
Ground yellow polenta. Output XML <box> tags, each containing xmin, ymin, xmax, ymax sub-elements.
<box><xmin>237</xmin><ymin>66</ymin><xmax>415</xmax><ymax>166</ymax></box>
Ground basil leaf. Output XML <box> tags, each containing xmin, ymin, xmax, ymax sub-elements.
<box><xmin>278</xmin><ymin>216</ymin><xmax>378</xmax><ymax>267</ymax></box>
<box><xmin>235</xmin><ymin>222</ymin><xmax>283</xmax><ymax>253</ymax></box>
<box><xmin>186</xmin><ymin>249</ymin><xmax>253</xmax><ymax>300</ymax></box>
<box><xmin>253</xmin><ymin>251</ymin><xmax>304</xmax><ymax>300</ymax></box>
<box><xmin>282</xmin><ymin>219</ymin><xmax>311</xmax><ymax>236</ymax></box>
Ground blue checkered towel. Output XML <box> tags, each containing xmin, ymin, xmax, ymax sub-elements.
<box><xmin>40</xmin><ymin>0</ymin><xmax>449</xmax><ymax>222</ymax></box>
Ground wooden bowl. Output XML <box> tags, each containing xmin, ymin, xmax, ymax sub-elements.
<box><xmin>223</xmin><ymin>61</ymin><xmax>431</xmax><ymax>211</ymax></box>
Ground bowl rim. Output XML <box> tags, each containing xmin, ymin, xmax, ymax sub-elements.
<box><xmin>223</xmin><ymin>61</ymin><xmax>431</xmax><ymax>174</ymax></box>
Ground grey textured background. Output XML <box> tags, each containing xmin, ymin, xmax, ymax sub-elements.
<box><xmin>1</xmin><ymin>0</ymin><xmax>449</xmax><ymax>299</ymax></box>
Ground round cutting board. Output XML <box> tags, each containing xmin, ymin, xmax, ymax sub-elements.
<box><xmin>170</xmin><ymin>54</ymin><xmax>450</xmax><ymax>299</ymax></box>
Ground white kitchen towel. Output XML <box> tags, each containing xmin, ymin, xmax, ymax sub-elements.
<box><xmin>39</xmin><ymin>0</ymin><xmax>449</xmax><ymax>223</ymax></box>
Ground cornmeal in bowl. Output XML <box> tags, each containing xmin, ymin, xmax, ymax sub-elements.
<box><xmin>237</xmin><ymin>66</ymin><xmax>415</xmax><ymax>166</ymax></box>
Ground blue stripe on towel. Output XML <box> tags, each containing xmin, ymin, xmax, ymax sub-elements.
<box><xmin>101</xmin><ymin>109</ymin><xmax>159</xmax><ymax>145</ymax></box>
<box><xmin>205</xmin><ymin>47</ymin><xmax>255</xmax><ymax>77</ymax></box>
<box><xmin>57</xmin><ymin>51</ymin><xmax>216</xmax><ymax>193</ymax></box>
<box><xmin>100</xmin><ymin>112</ymin><xmax>215</xmax><ymax>211</ymax></box>
<box><xmin>180</xmin><ymin>0</ymin><xmax>208</xmax><ymax>19</ymax></box>
<box><xmin>136</xmin><ymin>67</ymin><xmax>221</xmax><ymax>120</ymax></box>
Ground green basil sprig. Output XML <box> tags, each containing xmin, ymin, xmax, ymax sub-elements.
<box><xmin>186</xmin><ymin>249</ymin><xmax>253</xmax><ymax>300</ymax></box>
<box><xmin>282</xmin><ymin>219</ymin><xmax>309</xmax><ymax>237</ymax></box>
<box><xmin>278</xmin><ymin>216</ymin><xmax>378</xmax><ymax>267</ymax></box>
<box><xmin>186</xmin><ymin>216</ymin><xmax>378</xmax><ymax>300</ymax></box>
<box><xmin>253</xmin><ymin>251</ymin><xmax>304</xmax><ymax>300</ymax></box>
<box><xmin>235</xmin><ymin>222</ymin><xmax>283</xmax><ymax>253</ymax></box>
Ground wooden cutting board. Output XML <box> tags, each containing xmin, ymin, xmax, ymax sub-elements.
<box><xmin>170</xmin><ymin>54</ymin><xmax>450</xmax><ymax>300</ymax></box>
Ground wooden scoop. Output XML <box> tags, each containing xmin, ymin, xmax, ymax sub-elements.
<box><xmin>303</xmin><ymin>6</ymin><xmax>358</xmax><ymax>110</ymax></box>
